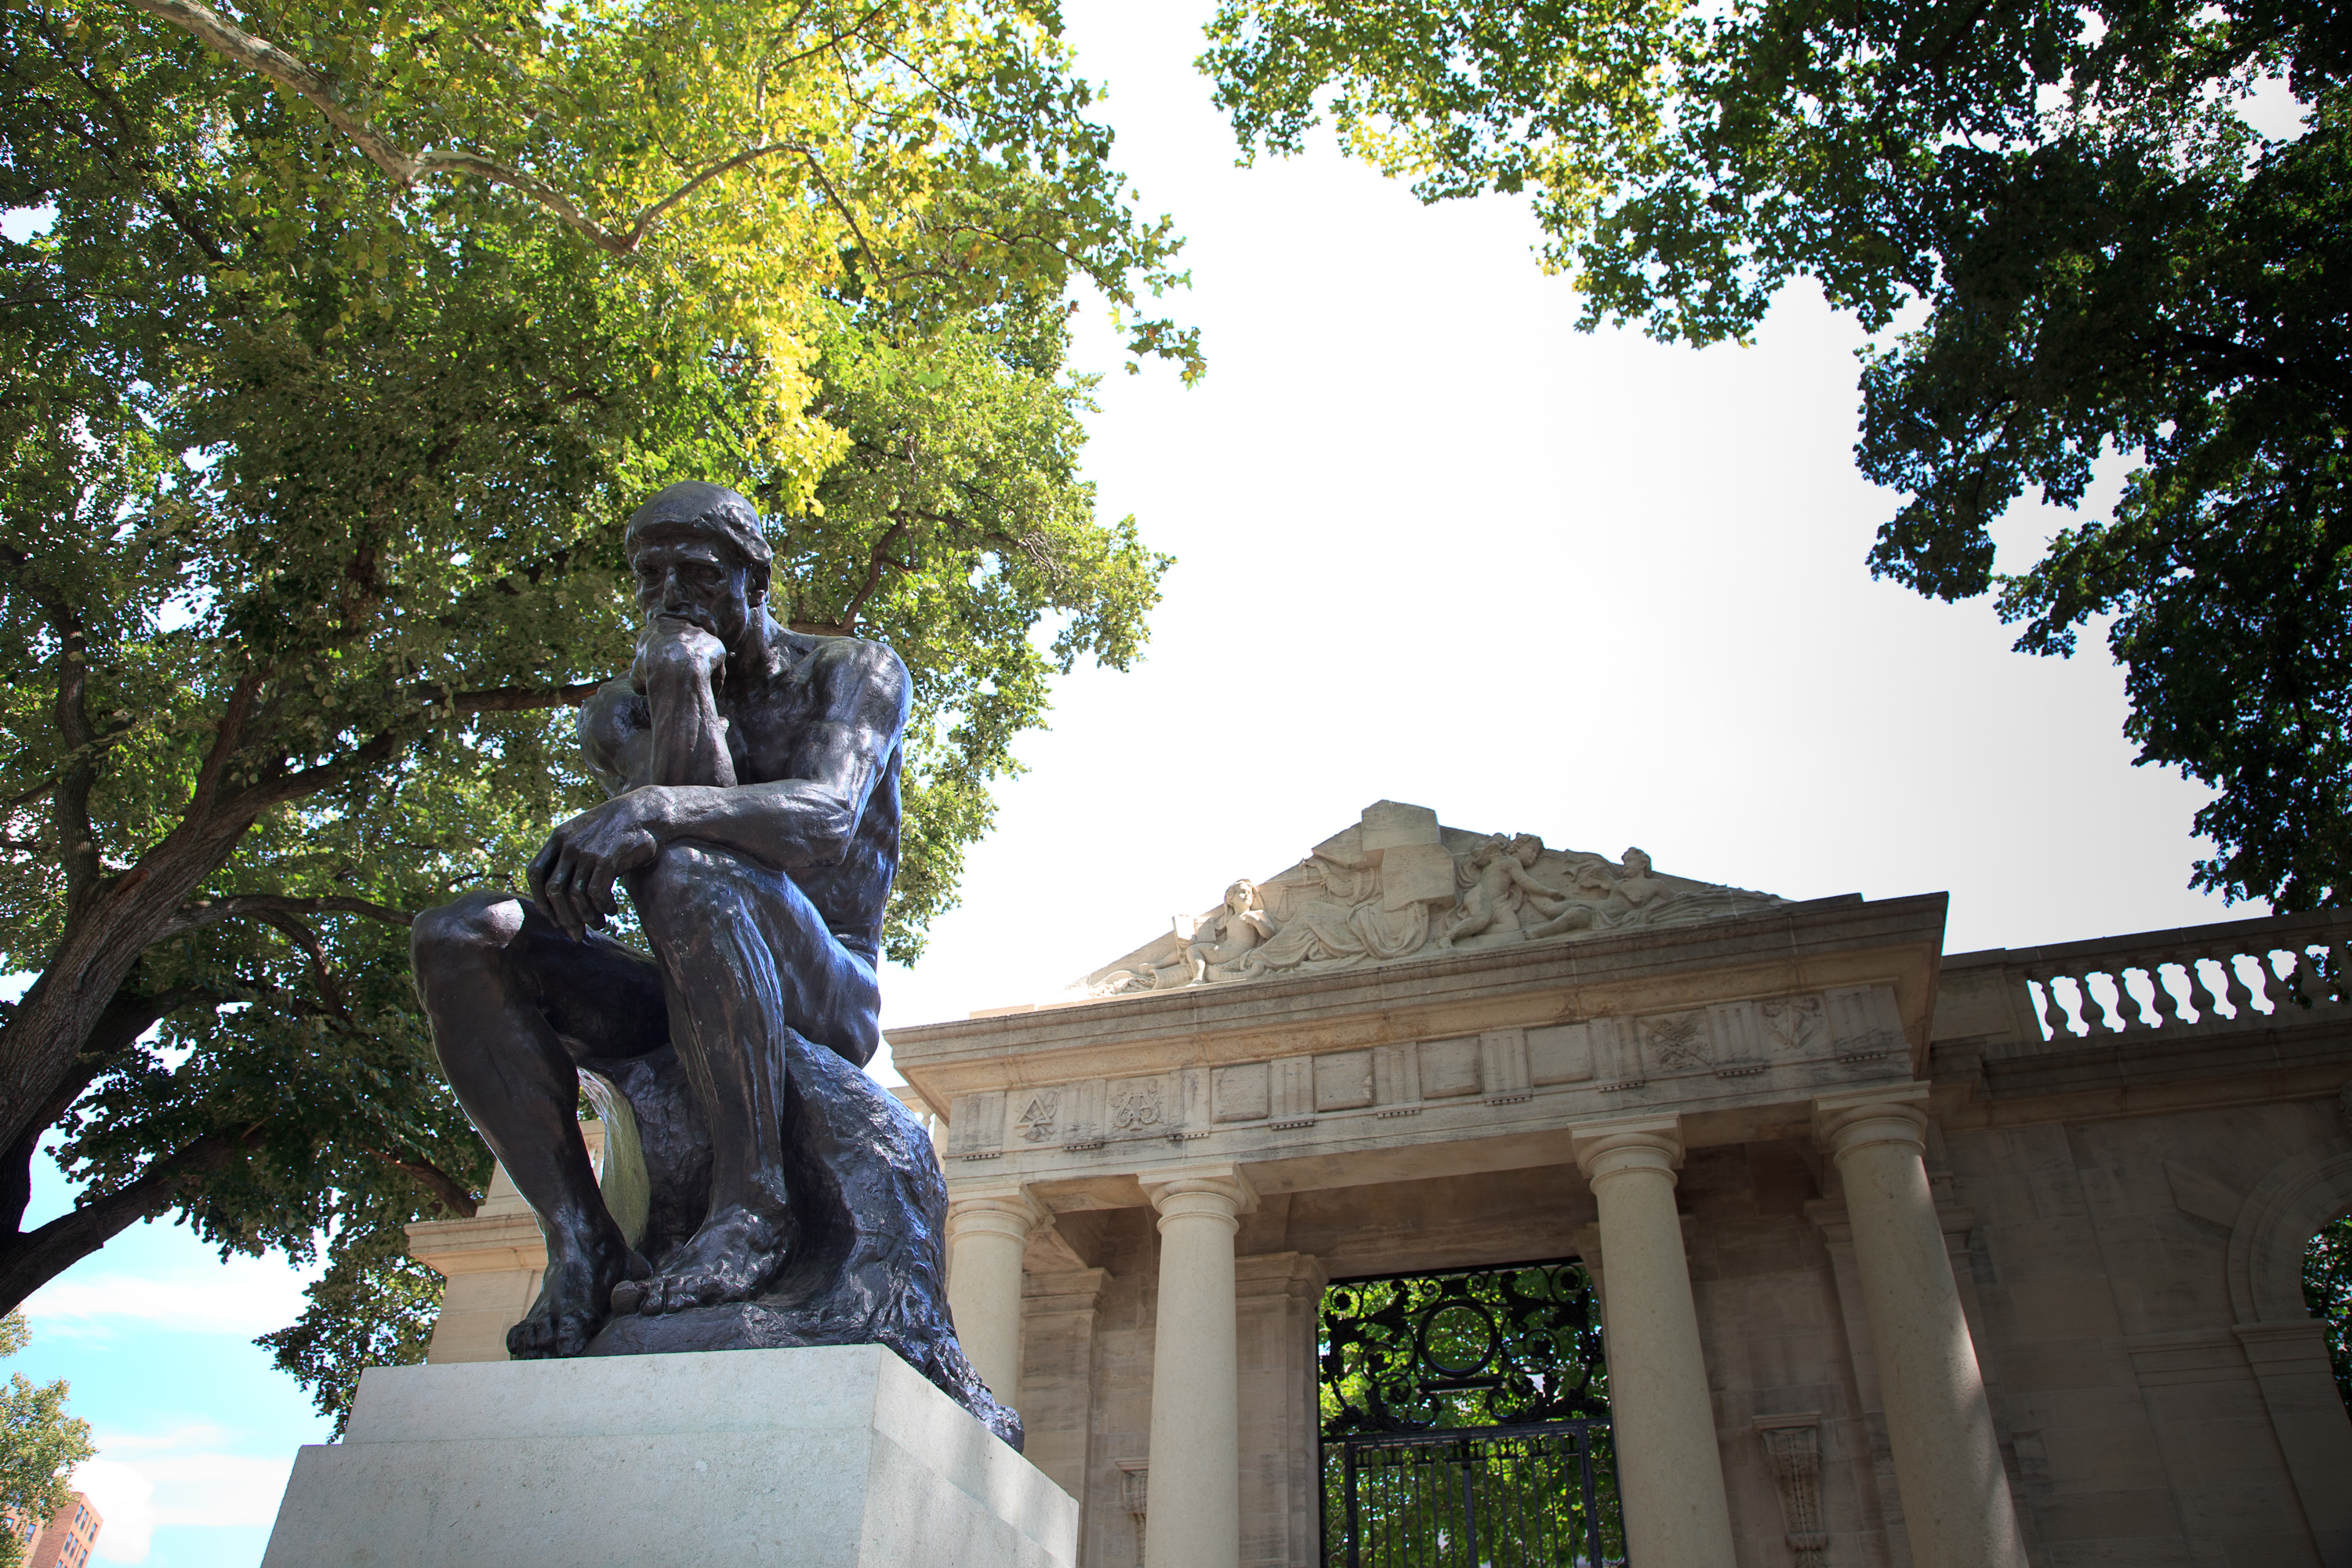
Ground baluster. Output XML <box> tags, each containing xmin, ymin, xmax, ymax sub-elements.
<box><xmin>2156</xmin><ymin>958</ymin><xmax>2199</xmax><ymax>1026</ymax></box>
<box><xmin>2122</xmin><ymin>964</ymin><xmax>2163</xmax><ymax>1029</ymax></box>
<box><xmin>2283</xmin><ymin>945</ymin><xmax>2326</xmax><ymax>1010</ymax></box>
<box><xmin>2011</xmin><ymin>972</ymin><xmax>2053</xmax><ymax>1040</ymax></box>
<box><xmin>2024</xmin><ymin>973</ymin><xmax>2062</xmax><ymax>1037</ymax></box>
<box><xmin>2209</xmin><ymin>951</ymin><xmax>2256</xmax><ymax>1019</ymax></box>
<box><xmin>2225</xmin><ymin>951</ymin><xmax>2267</xmax><ymax>1015</ymax></box>
<box><xmin>2327</xmin><ymin>935</ymin><xmax>2352</xmax><ymax>1004</ymax></box>
<box><xmin>2090</xmin><ymin>971</ymin><xmax>2132</xmax><ymax>1033</ymax></box>
<box><xmin>2050</xmin><ymin>971</ymin><xmax>2085</xmax><ymax>1037</ymax></box>
<box><xmin>2187</xmin><ymin>953</ymin><xmax>2234</xmax><ymax>1021</ymax></box>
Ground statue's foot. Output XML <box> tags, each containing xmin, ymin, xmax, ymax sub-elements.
<box><xmin>506</xmin><ymin>1231</ymin><xmax>648</xmax><ymax>1359</ymax></box>
<box><xmin>615</xmin><ymin>1200</ymin><xmax>790</xmax><ymax>1316</ymax></box>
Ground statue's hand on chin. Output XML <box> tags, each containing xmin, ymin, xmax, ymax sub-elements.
<box><xmin>528</xmin><ymin>789</ymin><xmax>670</xmax><ymax>939</ymax></box>
<box><xmin>632</xmin><ymin>612</ymin><xmax>728</xmax><ymax>694</ymax></box>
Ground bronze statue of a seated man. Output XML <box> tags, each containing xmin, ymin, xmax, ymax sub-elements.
<box><xmin>410</xmin><ymin>481</ymin><xmax>911</xmax><ymax>1360</ymax></box>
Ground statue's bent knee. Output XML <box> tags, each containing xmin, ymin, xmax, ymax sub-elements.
<box><xmin>637</xmin><ymin>841</ymin><xmax>773</xmax><ymax>933</ymax></box>
<box><xmin>410</xmin><ymin>891</ymin><xmax>526</xmax><ymax>982</ymax></box>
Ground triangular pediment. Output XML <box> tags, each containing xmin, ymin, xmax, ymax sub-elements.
<box><xmin>1058</xmin><ymin>800</ymin><xmax>1785</xmax><ymax>1003</ymax></box>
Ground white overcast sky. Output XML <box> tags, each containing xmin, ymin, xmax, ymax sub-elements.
<box><xmin>872</xmin><ymin>0</ymin><xmax>2260</xmax><ymax>1048</ymax></box>
<box><xmin>13</xmin><ymin>4</ymin><xmax>2278</xmax><ymax>1564</ymax></box>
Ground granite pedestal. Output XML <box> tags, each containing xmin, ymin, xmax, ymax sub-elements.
<box><xmin>260</xmin><ymin>1344</ymin><xmax>1075</xmax><ymax>1567</ymax></box>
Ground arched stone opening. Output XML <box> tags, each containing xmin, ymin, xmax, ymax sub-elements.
<box><xmin>2305</xmin><ymin>1207</ymin><xmax>2352</xmax><ymax>1416</ymax></box>
<box><xmin>2224</xmin><ymin>1131</ymin><xmax>2352</xmax><ymax>1563</ymax></box>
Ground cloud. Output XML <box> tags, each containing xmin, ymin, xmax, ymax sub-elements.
<box><xmin>71</xmin><ymin>1459</ymin><xmax>154</xmax><ymax>1563</ymax></box>
<box><xmin>74</xmin><ymin>1429</ymin><xmax>297</xmax><ymax>1563</ymax></box>
<box><xmin>21</xmin><ymin>1253</ymin><xmax>322</xmax><ymax>1341</ymax></box>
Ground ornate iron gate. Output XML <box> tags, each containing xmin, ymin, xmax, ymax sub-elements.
<box><xmin>1319</xmin><ymin>1261</ymin><xmax>1626</xmax><ymax>1566</ymax></box>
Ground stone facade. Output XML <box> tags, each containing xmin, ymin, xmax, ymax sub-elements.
<box><xmin>408</xmin><ymin>803</ymin><xmax>2352</xmax><ymax>1567</ymax></box>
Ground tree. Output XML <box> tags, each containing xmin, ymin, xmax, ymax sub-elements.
<box><xmin>1204</xmin><ymin>0</ymin><xmax>2350</xmax><ymax>909</ymax></box>
<box><xmin>0</xmin><ymin>0</ymin><xmax>1190</xmax><ymax>1413</ymax></box>
<box><xmin>0</xmin><ymin>1312</ymin><xmax>94</xmax><ymax>1566</ymax></box>
<box><xmin>2309</xmin><ymin>1210</ymin><xmax>2352</xmax><ymax>1411</ymax></box>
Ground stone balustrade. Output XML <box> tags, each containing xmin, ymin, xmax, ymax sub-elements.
<box><xmin>1997</xmin><ymin>909</ymin><xmax>2352</xmax><ymax>1040</ymax></box>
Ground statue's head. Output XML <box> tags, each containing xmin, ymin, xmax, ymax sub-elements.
<box><xmin>623</xmin><ymin>482</ymin><xmax>775</xmax><ymax>646</ymax></box>
<box><xmin>1224</xmin><ymin>879</ymin><xmax>1259</xmax><ymax>913</ymax></box>
<box><xmin>1622</xmin><ymin>847</ymin><xmax>1653</xmax><ymax>876</ymax></box>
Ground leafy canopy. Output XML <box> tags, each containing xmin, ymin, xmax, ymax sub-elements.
<box><xmin>1206</xmin><ymin>0</ymin><xmax>2350</xmax><ymax>909</ymax></box>
<box><xmin>0</xmin><ymin>1313</ymin><xmax>93</xmax><ymax>1567</ymax></box>
<box><xmin>0</xmin><ymin>0</ymin><xmax>1185</xmax><ymax>1419</ymax></box>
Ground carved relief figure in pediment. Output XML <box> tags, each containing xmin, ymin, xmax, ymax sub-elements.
<box><xmin>1241</xmin><ymin>853</ymin><xmax>1432</xmax><ymax>974</ymax></box>
<box><xmin>1065</xmin><ymin>802</ymin><xmax>1791</xmax><ymax>1004</ymax></box>
<box><xmin>1443</xmin><ymin>833</ymin><xmax>1586</xmax><ymax>946</ymax></box>
<box><xmin>1175</xmin><ymin>880</ymin><xmax>1277</xmax><ymax>985</ymax></box>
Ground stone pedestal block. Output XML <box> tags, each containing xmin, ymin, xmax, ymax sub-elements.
<box><xmin>260</xmin><ymin>1344</ymin><xmax>1076</xmax><ymax>1568</ymax></box>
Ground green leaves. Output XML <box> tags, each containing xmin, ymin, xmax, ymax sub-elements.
<box><xmin>0</xmin><ymin>1314</ymin><xmax>93</xmax><ymax>1560</ymax></box>
<box><xmin>0</xmin><ymin>0</ymin><xmax>1182</xmax><ymax>1411</ymax></box>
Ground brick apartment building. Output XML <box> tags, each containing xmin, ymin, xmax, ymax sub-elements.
<box><xmin>11</xmin><ymin>1491</ymin><xmax>102</xmax><ymax>1568</ymax></box>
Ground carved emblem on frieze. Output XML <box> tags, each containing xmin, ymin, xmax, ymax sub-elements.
<box><xmin>1110</xmin><ymin>1079</ymin><xmax>1166</xmax><ymax>1134</ymax></box>
<box><xmin>1763</xmin><ymin>996</ymin><xmax>1825</xmax><ymax>1054</ymax></box>
<box><xmin>1015</xmin><ymin>1093</ymin><xmax>1059</xmax><ymax>1144</ymax></box>
<box><xmin>1642</xmin><ymin>1011</ymin><xmax>1712</xmax><ymax>1072</ymax></box>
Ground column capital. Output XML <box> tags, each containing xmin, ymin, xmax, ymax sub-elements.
<box><xmin>946</xmin><ymin>1185</ymin><xmax>1049</xmax><ymax>1244</ymax></box>
<box><xmin>1813</xmin><ymin>1082</ymin><xmax>1931</xmax><ymax>1163</ymax></box>
<box><xmin>1140</xmin><ymin>1161</ymin><xmax>1258</xmax><ymax>1228</ymax></box>
<box><xmin>1570</xmin><ymin>1113</ymin><xmax>1685</xmax><ymax>1185</ymax></box>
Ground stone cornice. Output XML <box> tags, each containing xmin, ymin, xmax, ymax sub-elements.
<box><xmin>893</xmin><ymin>892</ymin><xmax>1949</xmax><ymax>1111</ymax></box>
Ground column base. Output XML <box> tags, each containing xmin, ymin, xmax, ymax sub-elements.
<box><xmin>261</xmin><ymin>1345</ymin><xmax>1076</xmax><ymax>1568</ymax></box>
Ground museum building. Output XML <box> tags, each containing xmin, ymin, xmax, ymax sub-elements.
<box><xmin>407</xmin><ymin>800</ymin><xmax>2352</xmax><ymax>1568</ymax></box>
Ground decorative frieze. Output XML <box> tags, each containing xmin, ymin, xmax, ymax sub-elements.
<box><xmin>930</xmin><ymin>983</ymin><xmax>1909</xmax><ymax>1158</ymax></box>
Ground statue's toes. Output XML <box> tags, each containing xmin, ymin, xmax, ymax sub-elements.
<box><xmin>506</xmin><ymin>1316</ymin><xmax>553</xmax><ymax>1359</ymax></box>
<box><xmin>554</xmin><ymin>1312</ymin><xmax>597</xmax><ymax>1357</ymax></box>
<box><xmin>609</xmin><ymin>1279</ymin><xmax>648</xmax><ymax>1316</ymax></box>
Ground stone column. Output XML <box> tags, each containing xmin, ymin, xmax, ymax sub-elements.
<box><xmin>1815</xmin><ymin>1085</ymin><xmax>2027</xmax><ymax>1568</ymax></box>
<box><xmin>946</xmin><ymin>1187</ymin><xmax>1044</xmax><ymax>1410</ymax></box>
<box><xmin>1142</xmin><ymin>1163</ymin><xmax>1257</xmax><ymax>1568</ymax></box>
<box><xmin>1570</xmin><ymin>1116</ymin><xmax>1737</xmax><ymax>1568</ymax></box>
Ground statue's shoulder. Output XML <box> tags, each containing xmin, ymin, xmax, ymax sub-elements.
<box><xmin>781</xmin><ymin>629</ymin><xmax>911</xmax><ymax>709</ymax></box>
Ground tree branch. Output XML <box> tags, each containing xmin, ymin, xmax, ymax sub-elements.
<box><xmin>160</xmin><ymin>895</ymin><xmax>413</xmax><ymax>940</ymax></box>
<box><xmin>442</xmin><ymin>680</ymin><xmax>606</xmax><ymax>715</ymax></box>
<box><xmin>0</xmin><ymin>1127</ymin><xmax>257</xmax><ymax>1316</ymax></box>
<box><xmin>258</xmin><ymin>910</ymin><xmax>348</xmax><ymax>1019</ymax></box>
<box><xmin>368</xmin><ymin>1150</ymin><xmax>478</xmax><ymax>1218</ymax></box>
<box><xmin>118</xmin><ymin>0</ymin><xmax>831</xmax><ymax>258</ymax></box>
<box><xmin>834</xmin><ymin>518</ymin><xmax>913</xmax><ymax>633</ymax></box>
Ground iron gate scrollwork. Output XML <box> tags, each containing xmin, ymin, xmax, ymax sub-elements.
<box><xmin>1319</xmin><ymin>1260</ymin><xmax>1625</xmax><ymax>1566</ymax></box>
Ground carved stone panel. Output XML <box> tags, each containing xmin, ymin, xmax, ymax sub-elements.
<box><xmin>1640</xmin><ymin>1011</ymin><xmax>1713</xmax><ymax>1075</ymax></box>
<box><xmin>1314</xmin><ymin>1051</ymin><xmax>1375</xmax><ymax>1112</ymax></box>
<box><xmin>1420</xmin><ymin>1036</ymin><xmax>1483</xmax><ymax>1098</ymax></box>
<box><xmin>1013</xmin><ymin>1091</ymin><xmax>1059</xmax><ymax>1146</ymax></box>
<box><xmin>1373</xmin><ymin>1042</ymin><xmax>1421</xmax><ymax>1111</ymax></box>
<box><xmin>1270</xmin><ymin>1057</ymin><xmax>1316</xmax><ymax>1125</ymax></box>
<box><xmin>1480</xmin><ymin>1029</ymin><xmax>1533</xmax><ymax>1102</ymax></box>
<box><xmin>1592</xmin><ymin>1018</ymin><xmax>1645</xmax><ymax>1092</ymax></box>
<box><xmin>1708</xmin><ymin>1001</ymin><xmax>1767</xmax><ymax>1077</ymax></box>
<box><xmin>947</xmin><ymin>1091</ymin><xmax>1006</xmax><ymax>1157</ymax></box>
<box><xmin>1526</xmin><ymin>1023</ymin><xmax>1597</xmax><ymax>1086</ymax></box>
<box><xmin>1827</xmin><ymin>984</ymin><xmax>1905</xmax><ymax>1061</ymax></box>
<box><xmin>1213</xmin><ymin>1063</ymin><xmax>1271</xmax><ymax>1123</ymax></box>
<box><xmin>1061</xmin><ymin>1080</ymin><xmax>1106</xmax><ymax>1149</ymax></box>
<box><xmin>1762</xmin><ymin>995</ymin><xmax>1827</xmax><ymax>1057</ymax></box>
<box><xmin>1108</xmin><ymin>1075</ymin><xmax>1172</xmax><ymax>1140</ymax></box>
